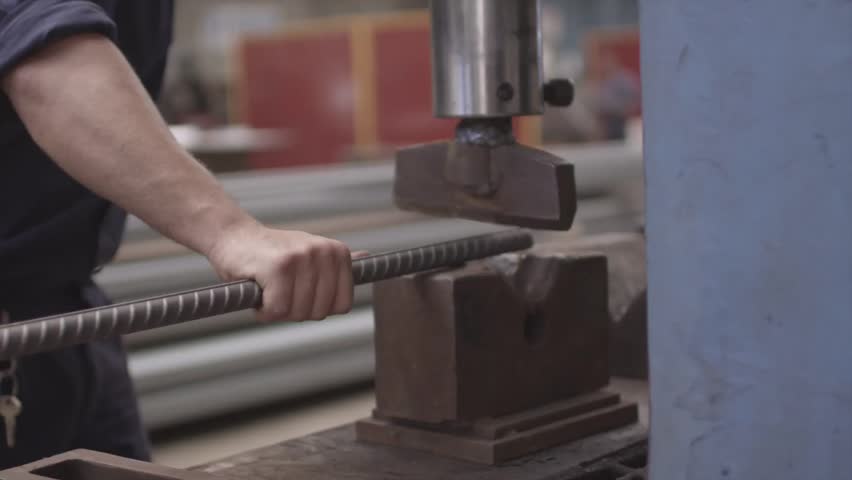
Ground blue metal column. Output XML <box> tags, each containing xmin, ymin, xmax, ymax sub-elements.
<box><xmin>640</xmin><ymin>1</ymin><xmax>852</xmax><ymax>478</ymax></box>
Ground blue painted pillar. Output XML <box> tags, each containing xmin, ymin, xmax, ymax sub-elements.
<box><xmin>640</xmin><ymin>1</ymin><xmax>852</xmax><ymax>478</ymax></box>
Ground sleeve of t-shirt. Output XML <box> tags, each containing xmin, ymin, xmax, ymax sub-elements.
<box><xmin>0</xmin><ymin>0</ymin><xmax>116</xmax><ymax>78</ymax></box>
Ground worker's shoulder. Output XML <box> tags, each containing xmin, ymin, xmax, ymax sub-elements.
<box><xmin>98</xmin><ymin>0</ymin><xmax>174</xmax><ymax>33</ymax></box>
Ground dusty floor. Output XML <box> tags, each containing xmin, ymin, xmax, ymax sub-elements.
<box><xmin>152</xmin><ymin>378</ymin><xmax>648</xmax><ymax>469</ymax></box>
<box><xmin>151</xmin><ymin>386</ymin><xmax>376</xmax><ymax>468</ymax></box>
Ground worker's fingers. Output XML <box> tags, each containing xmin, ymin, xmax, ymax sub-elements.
<box><xmin>207</xmin><ymin>227</ymin><xmax>356</xmax><ymax>322</ymax></box>
<box><xmin>256</xmin><ymin>259</ymin><xmax>295</xmax><ymax>322</ymax></box>
<box><xmin>333</xmin><ymin>244</ymin><xmax>355</xmax><ymax>315</ymax></box>
<box><xmin>351</xmin><ymin>250</ymin><xmax>370</xmax><ymax>259</ymax></box>
<box><xmin>308</xmin><ymin>241</ymin><xmax>341</xmax><ymax>320</ymax></box>
<box><xmin>287</xmin><ymin>249</ymin><xmax>319</xmax><ymax>322</ymax></box>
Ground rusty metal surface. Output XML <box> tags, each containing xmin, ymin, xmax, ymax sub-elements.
<box><xmin>193</xmin><ymin>423</ymin><xmax>647</xmax><ymax>480</ymax></box>
<box><xmin>0</xmin><ymin>449</ymin><xmax>226</xmax><ymax>480</ymax></box>
<box><xmin>356</xmin><ymin>392</ymin><xmax>638</xmax><ymax>465</ymax></box>
<box><xmin>545</xmin><ymin>233</ymin><xmax>647</xmax><ymax>379</ymax></box>
<box><xmin>394</xmin><ymin>141</ymin><xmax>576</xmax><ymax>230</ymax></box>
<box><xmin>369</xmin><ymin>250</ymin><xmax>610</xmax><ymax>425</ymax></box>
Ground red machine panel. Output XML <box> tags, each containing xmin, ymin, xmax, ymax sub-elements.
<box><xmin>584</xmin><ymin>28</ymin><xmax>642</xmax><ymax>117</ymax></box>
<box><xmin>238</xmin><ymin>31</ymin><xmax>355</xmax><ymax>169</ymax></box>
<box><xmin>374</xmin><ymin>27</ymin><xmax>456</xmax><ymax>145</ymax></box>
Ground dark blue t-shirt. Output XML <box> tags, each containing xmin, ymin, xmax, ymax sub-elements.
<box><xmin>0</xmin><ymin>1</ymin><xmax>173</xmax><ymax>294</ymax></box>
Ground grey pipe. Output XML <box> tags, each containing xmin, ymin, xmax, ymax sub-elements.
<box><xmin>217</xmin><ymin>162</ymin><xmax>393</xmax><ymax>197</ymax></box>
<box><xmin>131</xmin><ymin>309</ymin><xmax>373</xmax><ymax>394</ymax></box>
<box><xmin>138</xmin><ymin>345</ymin><xmax>375</xmax><ymax>430</ymax></box>
<box><xmin>124</xmin><ymin>186</ymin><xmax>392</xmax><ymax>242</ymax></box>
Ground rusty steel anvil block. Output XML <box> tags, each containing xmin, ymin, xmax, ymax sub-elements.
<box><xmin>357</xmin><ymin>249</ymin><xmax>638</xmax><ymax>464</ymax></box>
<box><xmin>394</xmin><ymin>141</ymin><xmax>577</xmax><ymax>230</ymax></box>
<box><xmin>370</xmin><ymin>251</ymin><xmax>609</xmax><ymax>423</ymax></box>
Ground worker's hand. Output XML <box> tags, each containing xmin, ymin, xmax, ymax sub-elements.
<box><xmin>207</xmin><ymin>223</ymin><xmax>354</xmax><ymax>322</ymax></box>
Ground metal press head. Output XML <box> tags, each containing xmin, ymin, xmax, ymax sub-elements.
<box><xmin>393</xmin><ymin>0</ymin><xmax>577</xmax><ymax>230</ymax></box>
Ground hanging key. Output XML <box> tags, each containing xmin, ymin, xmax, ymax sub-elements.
<box><xmin>0</xmin><ymin>394</ymin><xmax>21</xmax><ymax>448</ymax></box>
<box><xmin>0</xmin><ymin>310</ymin><xmax>18</xmax><ymax>448</ymax></box>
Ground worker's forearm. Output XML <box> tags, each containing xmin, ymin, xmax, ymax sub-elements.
<box><xmin>1</xmin><ymin>34</ymin><xmax>256</xmax><ymax>257</ymax></box>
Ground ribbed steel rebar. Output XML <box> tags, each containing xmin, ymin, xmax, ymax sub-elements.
<box><xmin>0</xmin><ymin>230</ymin><xmax>532</xmax><ymax>360</ymax></box>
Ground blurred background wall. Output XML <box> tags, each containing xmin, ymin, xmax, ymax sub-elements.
<box><xmin>163</xmin><ymin>0</ymin><xmax>430</xmax><ymax>114</ymax></box>
<box><xmin>157</xmin><ymin>0</ymin><xmax>640</xmax><ymax>171</ymax></box>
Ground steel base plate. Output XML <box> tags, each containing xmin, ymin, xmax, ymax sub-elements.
<box><xmin>193</xmin><ymin>422</ymin><xmax>648</xmax><ymax>480</ymax></box>
<box><xmin>357</xmin><ymin>391</ymin><xmax>639</xmax><ymax>465</ymax></box>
